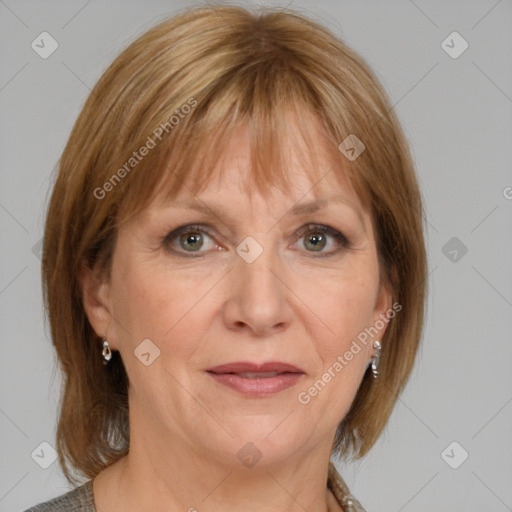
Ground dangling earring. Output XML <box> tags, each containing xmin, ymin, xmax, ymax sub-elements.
<box><xmin>101</xmin><ymin>337</ymin><xmax>112</xmax><ymax>365</ymax></box>
<box><xmin>370</xmin><ymin>340</ymin><xmax>381</xmax><ymax>379</ymax></box>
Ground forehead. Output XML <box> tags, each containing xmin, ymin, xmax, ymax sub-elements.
<box><xmin>150</xmin><ymin>114</ymin><xmax>364</xmax><ymax>215</ymax></box>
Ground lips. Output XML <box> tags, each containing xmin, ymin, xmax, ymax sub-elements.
<box><xmin>207</xmin><ymin>361</ymin><xmax>305</xmax><ymax>375</ymax></box>
<box><xmin>206</xmin><ymin>362</ymin><xmax>305</xmax><ymax>397</ymax></box>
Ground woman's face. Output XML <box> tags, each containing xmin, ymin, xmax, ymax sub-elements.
<box><xmin>83</xmin><ymin>121</ymin><xmax>392</xmax><ymax>468</ymax></box>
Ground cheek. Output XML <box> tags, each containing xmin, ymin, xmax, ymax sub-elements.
<box><xmin>303</xmin><ymin>261</ymin><xmax>380</xmax><ymax>356</ymax></box>
<box><xmin>111</xmin><ymin>259</ymin><xmax>216</xmax><ymax>360</ymax></box>
<box><xmin>293</xmin><ymin>272</ymin><xmax>377</xmax><ymax>426</ymax></box>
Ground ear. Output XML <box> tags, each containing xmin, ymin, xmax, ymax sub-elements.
<box><xmin>78</xmin><ymin>260</ymin><xmax>117</xmax><ymax>350</ymax></box>
<box><xmin>371</xmin><ymin>271</ymin><xmax>394</xmax><ymax>344</ymax></box>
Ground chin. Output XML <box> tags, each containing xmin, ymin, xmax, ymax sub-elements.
<box><xmin>212</xmin><ymin>419</ymin><xmax>308</xmax><ymax>468</ymax></box>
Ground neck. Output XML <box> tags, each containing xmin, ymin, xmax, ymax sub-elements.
<box><xmin>93</xmin><ymin>422</ymin><xmax>339</xmax><ymax>512</ymax></box>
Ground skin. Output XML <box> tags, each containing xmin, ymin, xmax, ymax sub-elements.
<box><xmin>81</xmin><ymin>120</ymin><xmax>392</xmax><ymax>512</ymax></box>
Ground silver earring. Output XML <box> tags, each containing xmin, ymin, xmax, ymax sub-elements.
<box><xmin>101</xmin><ymin>337</ymin><xmax>112</xmax><ymax>365</ymax></box>
<box><xmin>370</xmin><ymin>340</ymin><xmax>381</xmax><ymax>379</ymax></box>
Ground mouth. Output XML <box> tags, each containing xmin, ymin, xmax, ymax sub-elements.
<box><xmin>231</xmin><ymin>371</ymin><xmax>286</xmax><ymax>379</ymax></box>
<box><xmin>206</xmin><ymin>362</ymin><xmax>305</xmax><ymax>397</ymax></box>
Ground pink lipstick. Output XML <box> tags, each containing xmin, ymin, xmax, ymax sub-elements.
<box><xmin>206</xmin><ymin>362</ymin><xmax>305</xmax><ymax>398</ymax></box>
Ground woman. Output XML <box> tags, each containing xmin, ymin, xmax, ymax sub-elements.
<box><xmin>25</xmin><ymin>4</ymin><xmax>427</xmax><ymax>511</ymax></box>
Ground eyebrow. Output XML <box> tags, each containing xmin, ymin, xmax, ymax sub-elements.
<box><xmin>289</xmin><ymin>197</ymin><xmax>366</xmax><ymax>232</ymax></box>
<box><xmin>169</xmin><ymin>196</ymin><xmax>366</xmax><ymax>231</ymax></box>
<box><xmin>290</xmin><ymin>197</ymin><xmax>356</xmax><ymax>215</ymax></box>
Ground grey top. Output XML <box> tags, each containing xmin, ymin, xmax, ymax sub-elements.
<box><xmin>23</xmin><ymin>462</ymin><xmax>366</xmax><ymax>511</ymax></box>
<box><xmin>23</xmin><ymin>480</ymin><xmax>95</xmax><ymax>512</ymax></box>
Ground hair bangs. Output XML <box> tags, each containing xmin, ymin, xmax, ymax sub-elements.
<box><xmin>117</xmin><ymin>60</ymin><xmax>341</xmax><ymax>225</ymax></box>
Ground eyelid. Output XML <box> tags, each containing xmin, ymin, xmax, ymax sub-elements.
<box><xmin>294</xmin><ymin>223</ymin><xmax>349</xmax><ymax>245</ymax></box>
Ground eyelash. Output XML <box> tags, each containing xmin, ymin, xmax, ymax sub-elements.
<box><xmin>163</xmin><ymin>223</ymin><xmax>350</xmax><ymax>258</ymax></box>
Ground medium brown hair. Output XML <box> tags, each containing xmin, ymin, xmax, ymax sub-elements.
<box><xmin>42</xmin><ymin>3</ymin><xmax>428</xmax><ymax>484</ymax></box>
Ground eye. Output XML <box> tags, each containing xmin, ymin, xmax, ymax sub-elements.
<box><xmin>163</xmin><ymin>224</ymin><xmax>219</xmax><ymax>256</ymax></box>
<box><xmin>163</xmin><ymin>223</ymin><xmax>350</xmax><ymax>258</ymax></box>
<box><xmin>293</xmin><ymin>224</ymin><xmax>350</xmax><ymax>257</ymax></box>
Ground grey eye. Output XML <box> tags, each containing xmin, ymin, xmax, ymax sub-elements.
<box><xmin>178</xmin><ymin>231</ymin><xmax>205</xmax><ymax>251</ymax></box>
<box><xmin>164</xmin><ymin>225</ymin><xmax>217</xmax><ymax>255</ymax></box>
<box><xmin>302</xmin><ymin>232</ymin><xmax>327</xmax><ymax>252</ymax></box>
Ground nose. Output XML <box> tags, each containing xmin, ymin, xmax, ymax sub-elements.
<box><xmin>222</xmin><ymin>240</ymin><xmax>293</xmax><ymax>337</ymax></box>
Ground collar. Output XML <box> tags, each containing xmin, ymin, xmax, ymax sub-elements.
<box><xmin>327</xmin><ymin>461</ymin><xmax>367</xmax><ymax>512</ymax></box>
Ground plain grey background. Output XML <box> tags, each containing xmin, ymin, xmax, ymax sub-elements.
<box><xmin>1</xmin><ymin>0</ymin><xmax>511</xmax><ymax>511</ymax></box>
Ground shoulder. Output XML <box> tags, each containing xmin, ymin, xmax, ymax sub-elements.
<box><xmin>22</xmin><ymin>480</ymin><xmax>95</xmax><ymax>512</ymax></box>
